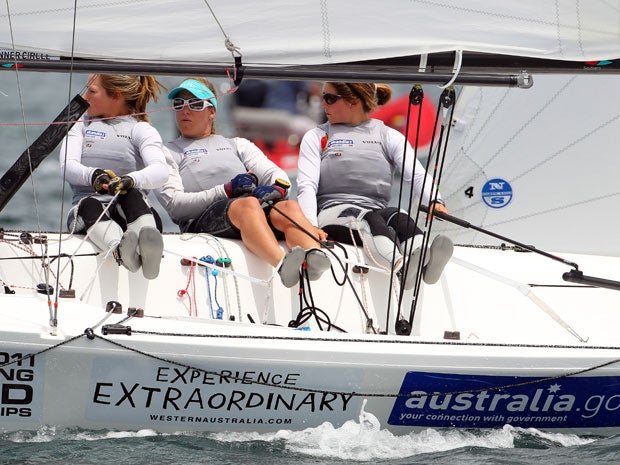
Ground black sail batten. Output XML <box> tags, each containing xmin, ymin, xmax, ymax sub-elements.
<box><xmin>0</xmin><ymin>94</ymin><xmax>89</xmax><ymax>213</ymax></box>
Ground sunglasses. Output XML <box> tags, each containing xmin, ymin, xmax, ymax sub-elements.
<box><xmin>172</xmin><ymin>97</ymin><xmax>212</xmax><ymax>112</ymax></box>
<box><xmin>322</xmin><ymin>93</ymin><xmax>343</xmax><ymax>105</ymax></box>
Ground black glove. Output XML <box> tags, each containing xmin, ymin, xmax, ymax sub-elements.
<box><xmin>107</xmin><ymin>175</ymin><xmax>135</xmax><ymax>195</ymax></box>
<box><xmin>252</xmin><ymin>185</ymin><xmax>286</xmax><ymax>203</ymax></box>
<box><xmin>224</xmin><ymin>172</ymin><xmax>258</xmax><ymax>198</ymax></box>
<box><xmin>91</xmin><ymin>169</ymin><xmax>117</xmax><ymax>194</ymax></box>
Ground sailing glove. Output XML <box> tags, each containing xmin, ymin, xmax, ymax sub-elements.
<box><xmin>252</xmin><ymin>185</ymin><xmax>286</xmax><ymax>203</ymax></box>
<box><xmin>224</xmin><ymin>173</ymin><xmax>258</xmax><ymax>198</ymax></box>
<box><xmin>91</xmin><ymin>169</ymin><xmax>117</xmax><ymax>194</ymax></box>
<box><xmin>107</xmin><ymin>175</ymin><xmax>135</xmax><ymax>195</ymax></box>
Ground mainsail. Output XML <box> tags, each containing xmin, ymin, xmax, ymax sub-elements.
<box><xmin>1</xmin><ymin>1</ymin><xmax>619</xmax><ymax>68</ymax></box>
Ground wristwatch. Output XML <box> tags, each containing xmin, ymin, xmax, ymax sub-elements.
<box><xmin>274</xmin><ymin>178</ymin><xmax>291</xmax><ymax>190</ymax></box>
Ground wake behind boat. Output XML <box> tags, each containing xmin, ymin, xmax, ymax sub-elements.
<box><xmin>1</xmin><ymin>0</ymin><xmax>619</xmax><ymax>436</ymax></box>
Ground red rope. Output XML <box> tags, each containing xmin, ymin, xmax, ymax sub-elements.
<box><xmin>177</xmin><ymin>258</ymin><xmax>198</xmax><ymax>317</ymax></box>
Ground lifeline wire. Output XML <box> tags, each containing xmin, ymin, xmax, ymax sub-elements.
<box><xmin>5</xmin><ymin>0</ymin><xmax>59</xmax><ymax>329</ymax></box>
<box><xmin>2</xmin><ymin>330</ymin><xmax>617</xmax><ymax>400</ymax></box>
<box><xmin>53</xmin><ymin>0</ymin><xmax>81</xmax><ymax>331</ymax></box>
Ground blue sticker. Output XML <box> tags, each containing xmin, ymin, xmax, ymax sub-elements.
<box><xmin>388</xmin><ymin>371</ymin><xmax>620</xmax><ymax>428</ymax></box>
<box><xmin>481</xmin><ymin>178</ymin><xmax>512</xmax><ymax>208</ymax></box>
<box><xmin>84</xmin><ymin>129</ymin><xmax>106</xmax><ymax>140</ymax></box>
<box><xmin>326</xmin><ymin>138</ymin><xmax>354</xmax><ymax>149</ymax></box>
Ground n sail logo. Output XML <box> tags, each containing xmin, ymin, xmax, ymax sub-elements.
<box><xmin>389</xmin><ymin>371</ymin><xmax>620</xmax><ymax>428</ymax></box>
<box><xmin>481</xmin><ymin>178</ymin><xmax>512</xmax><ymax>208</ymax></box>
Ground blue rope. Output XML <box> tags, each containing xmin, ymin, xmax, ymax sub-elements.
<box><xmin>200</xmin><ymin>255</ymin><xmax>223</xmax><ymax>320</ymax></box>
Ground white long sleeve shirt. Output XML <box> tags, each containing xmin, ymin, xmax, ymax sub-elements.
<box><xmin>60</xmin><ymin>116</ymin><xmax>168</xmax><ymax>205</ymax></box>
<box><xmin>297</xmin><ymin>119</ymin><xmax>441</xmax><ymax>226</ymax></box>
<box><xmin>155</xmin><ymin>135</ymin><xmax>289</xmax><ymax>223</ymax></box>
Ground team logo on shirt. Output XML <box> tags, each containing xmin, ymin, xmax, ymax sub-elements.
<box><xmin>85</xmin><ymin>130</ymin><xmax>106</xmax><ymax>140</ymax></box>
<box><xmin>182</xmin><ymin>148</ymin><xmax>208</xmax><ymax>163</ymax></box>
<box><xmin>183</xmin><ymin>148</ymin><xmax>209</xmax><ymax>157</ymax></box>
<box><xmin>183</xmin><ymin>148</ymin><xmax>208</xmax><ymax>157</ymax></box>
<box><xmin>327</xmin><ymin>139</ymin><xmax>354</xmax><ymax>149</ymax></box>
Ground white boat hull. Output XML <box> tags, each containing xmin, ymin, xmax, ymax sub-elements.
<box><xmin>0</xmin><ymin>232</ymin><xmax>618</xmax><ymax>434</ymax></box>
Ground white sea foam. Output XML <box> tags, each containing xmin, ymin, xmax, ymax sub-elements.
<box><xmin>507</xmin><ymin>425</ymin><xmax>596</xmax><ymax>447</ymax></box>
<box><xmin>204</xmin><ymin>401</ymin><xmax>602</xmax><ymax>462</ymax></box>
<box><xmin>77</xmin><ymin>429</ymin><xmax>159</xmax><ymax>440</ymax></box>
<box><xmin>2</xmin><ymin>427</ymin><xmax>159</xmax><ymax>443</ymax></box>
<box><xmin>209</xmin><ymin>403</ymin><xmax>598</xmax><ymax>461</ymax></box>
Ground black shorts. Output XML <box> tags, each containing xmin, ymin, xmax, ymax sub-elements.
<box><xmin>184</xmin><ymin>198</ymin><xmax>284</xmax><ymax>240</ymax></box>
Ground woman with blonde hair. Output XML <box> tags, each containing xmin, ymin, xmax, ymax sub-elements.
<box><xmin>297</xmin><ymin>81</ymin><xmax>453</xmax><ymax>288</ymax></box>
<box><xmin>60</xmin><ymin>74</ymin><xmax>168</xmax><ymax>279</ymax></box>
<box><xmin>155</xmin><ymin>77</ymin><xmax>331</xmax><ymax>288</ymax></box>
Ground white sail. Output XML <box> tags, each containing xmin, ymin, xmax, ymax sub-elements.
<box><xmin>433</xmin><ymin>73</ymin><xmax>620</xmax><ymax>256</ymax></box>
<box><xmin>1</xmin><ymin>0</ymin><xmax>619</xmax><ymax>65</ymax></box>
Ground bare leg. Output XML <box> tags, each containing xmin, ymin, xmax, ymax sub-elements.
<box><xmin>269</xmin><ymin>200</ymin><xmax>322</xmax><ymax>249</ymax></box>
<box><xmin>227</xmin><ymin>197</ymin><xmax>284</xmax><ymax>267</ymax></box>
<box><xmin>270</xmin><ymin>200</ymin><xmax>331</xmax><ymax>281</ymax></box>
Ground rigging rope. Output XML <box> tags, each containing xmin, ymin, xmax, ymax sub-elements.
<box><xmin>178</xmin><ymin>258</ymin><xmax>198</xmax><ymax>317</ymax></box>
<box><xmin>200</xmin><ymin>0</ymin><xmax>244</xmax><ymax>88</ymax></box>
<box><xmin>3</xmin><ymin>0</ymin><xmax>56</xmax><ymax>325</ymax></box>
<box><xmin>51</xmin><ymin>0</ymin><xmax>81</xmax><ymax>332</ymax></box>
<box><xmin>388</xmin><ymin>84</ymin><xmax>426</xmax><ymax>331</ymax></box>
<box><xmin>406</xmin><ymin>87</ymin><xmax>457</xmax><ymax>330</ymax></box>
<box><xmin>439</xmin><ymin>50</ymin><xmax>463</xmax><ymax>88</ymax></box>
<box><xmin>1</xmin><ymin>328</ymin><xmax>617</xmax><ymax>400</ymax></box>
<box><xmin>201</xmin><ymin>0</ymin><xmax>240</xmax><ymax>56</ymax></box>
<box><xmin>265</xmin><ymin>201</ymin><xmax>376</xmax><ymax>332</ymax></box>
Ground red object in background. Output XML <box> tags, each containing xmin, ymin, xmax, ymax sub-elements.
<box><xmin>255</xmin><ymin>93</ymin><xmax>438</xmax><ymax>173</ymax></box>
<box><xmin>371</xmin><ymin>94</ymin><xmax>437</xmax><ymax>147</ymax></box>
<box><xmin>254</xmin><ymin>138</ymin><xmax>300</xmax><ymax>173</ymax></box>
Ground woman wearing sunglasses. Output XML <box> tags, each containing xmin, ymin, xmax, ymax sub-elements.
<box><xmin>297</xmin><ymin>82</ymin><xmax>453</xmax><ymax>288</ymax></box>
<box><xmin>61</xmin><ymin>74</ymin><xmax>168</xmax><ymax>279</ymax></box>
<box><xmin>155</xmin><ymin>78</ymin><xmax>330</xmax><ymax>288</ymax></box>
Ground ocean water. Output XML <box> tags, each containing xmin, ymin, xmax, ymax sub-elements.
<box><xmin>1</xmin><ymin>72</ymin><xmax>619</xmax><ymax>464</ymax></box>
<box><xmin>0</xmin><ymin>423</ymin><xmax>618</xmax><ymax>465</ymax></box>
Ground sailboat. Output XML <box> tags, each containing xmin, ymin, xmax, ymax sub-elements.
<box><xmin>0</xmin><ymin>1</ymin><xmax>619</xmax><ymax>435</ymax></box>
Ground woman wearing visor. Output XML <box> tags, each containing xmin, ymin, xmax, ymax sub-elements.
<box><xmin>297</xmin><ymin>81</ymin><xmax>453</xmax><ymax>288</ymax></box>
<box><xmin>155</xmin><ymin>78</ymin><xmax>330</xmax><ymax>288</ymax></box>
